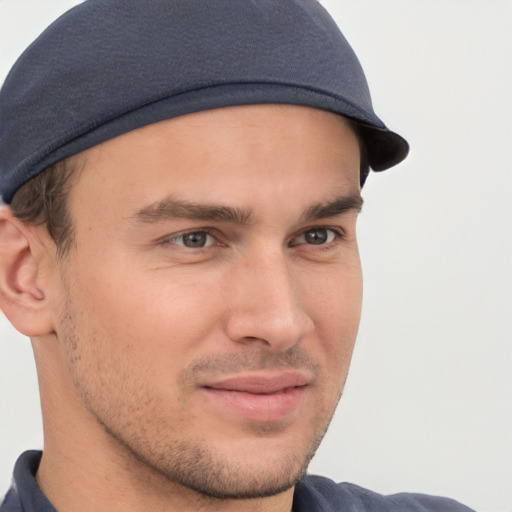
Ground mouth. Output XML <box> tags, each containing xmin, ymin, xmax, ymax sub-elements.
<box><xmin>202</xmin><ymin>372</ymin><xmax>310</xmax><ymax>423</ymax></box>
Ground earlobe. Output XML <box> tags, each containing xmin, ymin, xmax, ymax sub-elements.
<box><xmin>0</xmin><ymin>206</ymin><xmax>55</xmax><ymax>337</ymax></box>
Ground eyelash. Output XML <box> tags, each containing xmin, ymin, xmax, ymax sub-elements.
<box><xmin>289</xmin><ymin>227</ymin><xmax>344</xmax><ymax>248</ymax></box>
<box><xmin>161</xmin><ymin>228</ymin><xmax>220</xmax><ymax>249</ymax></box>
<box><xmin>160</xmin><ymin>226</ymin><xmax>345</xmax><ymax>250</ymax></box>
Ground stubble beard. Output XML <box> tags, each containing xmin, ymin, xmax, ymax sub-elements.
<box><xmin>86</xmin><ymin>367</ymin><xmax>342</xmax><ymax>501</ymax></box>
<box><xmin>58</xmin><ymin>287</ymin><xmax>344</xmax><ymax>501</ymax></box>
<box><xmin>99</xmin><ymin>415</ymin><xmax>334</xmax><ymax>501</ymax></box>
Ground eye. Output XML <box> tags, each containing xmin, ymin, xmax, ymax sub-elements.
<box><xmin>294</xmin><ymin>228</ymin><xmax>339</xmax><ymax>246</ymax></box>
<box><xmin>168</xmin><ymin>231</ymin><xmax>216</xmax><ymax>248</ymax></box>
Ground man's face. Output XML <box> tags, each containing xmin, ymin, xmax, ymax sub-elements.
<box><xmin>47</xmin><ymin>105</ymin><xmax>363</xmax><ymax>499</ymax></box>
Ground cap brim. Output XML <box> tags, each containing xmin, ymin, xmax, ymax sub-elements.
<box><xmin>356</xmin><ymin>123</ymin><xmax>410</xmax><ymax>172</ymax></box>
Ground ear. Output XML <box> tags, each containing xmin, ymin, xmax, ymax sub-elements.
<box><xmin>0</xmin><ymin>206</ymin><xmax>55</xmax><ymax>337</ymax></box>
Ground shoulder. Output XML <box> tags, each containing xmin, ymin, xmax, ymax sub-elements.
<box><xmin>293</xmin><ymin>474</ymin><xmax>476</xmax><ymax>512</ymax></box>
<box><xmin>1</xmin><ymin>451</ymin><xmax>57</xmax><ymax>512</ymax></box>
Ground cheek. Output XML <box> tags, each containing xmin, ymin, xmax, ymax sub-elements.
<box><xmin>62</xmin><ymin>257</ymin><xmax>227</xmax><ymax>377</ymax></box>
<box><xmin>308</xmin><ymin>257</ymin><xmax>362</xmax><ymax>317</ymax></box>
<box><xmin>303</xmin><ymin>261</ymin><xmax>362</xmax><ymax>362</ymax></box>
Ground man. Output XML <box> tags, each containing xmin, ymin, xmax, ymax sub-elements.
<box><xmin>0</xmin><ymin>1</ymin><xmax>475</xmax><ymax>511</ymax></box>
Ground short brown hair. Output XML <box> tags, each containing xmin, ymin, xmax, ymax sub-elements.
<box><xmin>9</xmin><ymin>158</ymin><xmax>78</xmax><ymax>257</ymax></box>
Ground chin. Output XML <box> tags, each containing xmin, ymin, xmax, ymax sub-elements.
<box><xmin>160</xmin><ymin>448</ymin><xmax>312</xmax><ymax>500</ymax></box>
<box><xmin>111</xmin><ymin>422</ymin><xmax>325</xmax><ymax>500</ymax></box>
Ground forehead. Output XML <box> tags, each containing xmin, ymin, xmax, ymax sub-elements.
<box><xmin>69</xmin><ymin>104</ymin><xmax>361</xmax><ymax>219</ymax></box>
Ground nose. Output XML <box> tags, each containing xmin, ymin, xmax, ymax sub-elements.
<box><xmin>224</xmin><ymin>250</ymin><xmax>314</xmax><ymax>352</ymax></box>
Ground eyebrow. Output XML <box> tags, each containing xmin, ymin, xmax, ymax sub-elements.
<box><xmin>132</xmin><ymin>196</ymin><xmax>252</xmax><ymax>225</ymax></box>
<box><xmin>131</xmin><ymin>193</ymin><xmax>363</xmax><ymax>225</ymax></box>
<box><xmin>301</xmin><ymin>194</ymin><xmax>364</xmax><ymax>221</ymax></box>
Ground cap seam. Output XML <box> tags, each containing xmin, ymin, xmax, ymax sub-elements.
<box><xmin>10</xmin><ymin>80</ymin><xmax>379</xmax><ymax>184</ymax></box>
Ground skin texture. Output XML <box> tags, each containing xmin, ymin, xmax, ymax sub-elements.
<box><xmin>0</xmin><ymin>104</ymin><xmax>363</xmax><ymax>512</ymax></box>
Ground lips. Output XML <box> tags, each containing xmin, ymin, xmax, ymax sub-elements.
<box><xmin>202</xmin><ymin>372</ymin><xmax>310</xmax><ymax>423</ymax></box>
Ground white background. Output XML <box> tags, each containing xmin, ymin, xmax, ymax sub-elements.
<box><xmin>1</xmin><ymin>1</ymin><xmax>511</xmax><ymax>511</ymax></box>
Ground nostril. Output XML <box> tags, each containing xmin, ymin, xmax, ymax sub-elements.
<box><xmin>233</xmin><ymin>336</ymin><xmax>272</xmax><ymax>347</ymax></box>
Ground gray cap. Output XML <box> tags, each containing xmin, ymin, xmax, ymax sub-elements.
<box><xmin>0</xmin><ymin>0</ymin><xmax>409</xmax><ymax>203</ymax></box>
